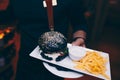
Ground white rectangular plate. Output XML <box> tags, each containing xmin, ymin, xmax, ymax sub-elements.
<box><xmin>29</xmin><ymin>44</ymin><xmax>111</xmax><ymax>80</ymax></box>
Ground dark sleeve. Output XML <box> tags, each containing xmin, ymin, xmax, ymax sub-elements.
<box><xmin>67</xmin><ymin>0</ymin><xmax>88</xmax><ymax>33</ymax></box>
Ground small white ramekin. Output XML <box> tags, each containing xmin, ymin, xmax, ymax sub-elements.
<box><xmin>68</xmin><ymin>45</ymin><xmax>86</xmax><ymax>61</ymax></box>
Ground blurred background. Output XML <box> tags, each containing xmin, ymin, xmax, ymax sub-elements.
<box><xmin>0</xmin><ymin>0</ymin><xmax>120</xmax><ymax>80</ymax></box>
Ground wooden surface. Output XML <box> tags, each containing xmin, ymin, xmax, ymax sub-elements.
<box><xmin>11</xmin><ymin>32</ymin><xmax>20</xmax><ymax>80</ymax></box>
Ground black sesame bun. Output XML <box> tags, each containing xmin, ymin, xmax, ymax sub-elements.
<box><xmin>38</xmin><ymin>31</ymin><xmax>68</xmax><ymax>61</ymax></box>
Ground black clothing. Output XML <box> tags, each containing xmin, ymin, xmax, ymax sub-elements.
<box><xmin>9</xmin><ymin>0</ymin><xmax>87</xmax><ymax>80</ymax></box>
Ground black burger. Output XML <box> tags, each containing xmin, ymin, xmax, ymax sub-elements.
<box><xmin>38</xmin><ymin>31</ymin><xmax>68</xmax><ymax>61</ymax></box>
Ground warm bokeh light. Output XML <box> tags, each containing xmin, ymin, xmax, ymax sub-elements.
<box><xmin>0</xmin><ymin>27</ymin><xmax>12</xmax><ymax>39</ymax></box>
<box><xmin>0</xmin><ymin>33</ymin><xmax>5</xmax><ymax>39</ymax></box>
<box><xmin>5</xmin><ymin>29</ymin><xmax>11</xmax><ymax>33</ymax></box>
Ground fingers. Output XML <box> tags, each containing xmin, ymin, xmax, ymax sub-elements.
<box><xmin>72</xmin><ymin>38</ymin><xmax>85</xmax><ymax>47</ymax></box>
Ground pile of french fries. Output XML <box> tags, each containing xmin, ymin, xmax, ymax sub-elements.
<box><xmin>74</xmin><ymin>51</ymin><xmax>110</xmax><ymax>80</ymax></box>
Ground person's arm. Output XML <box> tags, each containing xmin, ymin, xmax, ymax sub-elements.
<box><xmin>67</xmin><ymin>0</ymin><xmax>88</xmax><ymax>47</ymax></box>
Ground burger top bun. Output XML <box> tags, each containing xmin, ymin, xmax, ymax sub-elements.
<box><xmin>38</xmin><ymin>31</ymin><xmax>67</xmax><ymax>54</ymax></box>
